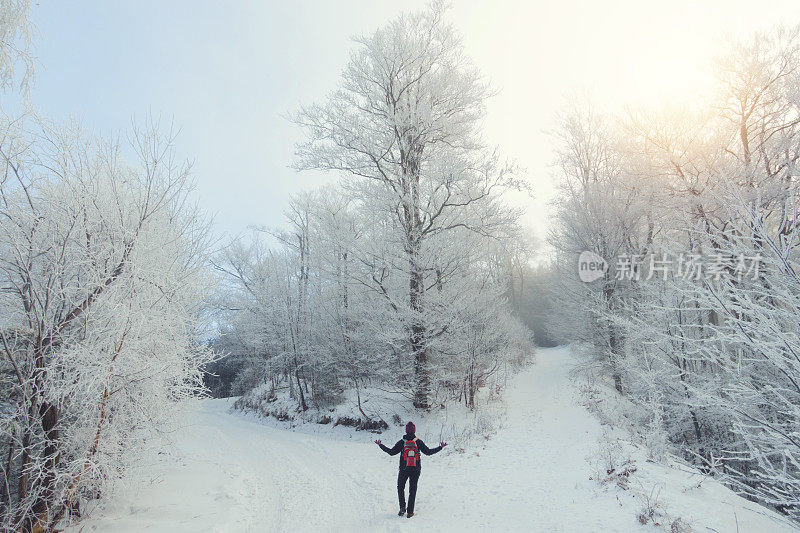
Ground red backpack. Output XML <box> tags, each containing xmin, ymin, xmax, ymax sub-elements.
<box><xmin>403</xmin><ymin>438</ymin><xmax>419</xmax><ymax>467</ymax></box>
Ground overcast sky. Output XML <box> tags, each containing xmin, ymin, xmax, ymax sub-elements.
<box><xmin>20</xmin><ymin>0</ymin><xmax>800</xmax><ymax>246</ymax></box>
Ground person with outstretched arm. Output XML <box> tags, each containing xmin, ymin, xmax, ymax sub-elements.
<box><xmin>374</xmin><ymin>421</ymin><xmax>448</xmax><ymax>518</ymax></box>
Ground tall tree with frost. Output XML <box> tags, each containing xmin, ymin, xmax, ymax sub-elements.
<box><xmin>293</xmin><ymin>2</ymin><xmax>517</xmax><ymax>408</ymax></box>
<box><xmin>549</xmin><ymin>103</ymin><xmax>655</xmax><ymax>394</ymax></box>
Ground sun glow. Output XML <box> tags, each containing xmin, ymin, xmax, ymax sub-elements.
<box><xmin>444</xmin><ymin>0</ymin><xmax>800</xmax><ymax>242</ymax></box>
<box><xmin>455</xmin><ymin>0</ymin><xmax>794</xmax><ymax>111</ymax></box>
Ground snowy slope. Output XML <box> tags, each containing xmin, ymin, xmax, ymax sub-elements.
<box><xmin>70</xmin><ymin>347</ymin><xmax>795</xmax><ymax>532</ymax></box>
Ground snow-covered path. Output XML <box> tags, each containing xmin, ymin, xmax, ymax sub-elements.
<box><xmin>72</xmin><ymin>347</ymin><xmax>793</xmax><ymax>532</ymax></box>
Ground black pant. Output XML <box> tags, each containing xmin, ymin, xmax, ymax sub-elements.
<box><xmin>397</xmin><ymin>468</ymin><xmax>420</xmax><ymax>513</ymax></box>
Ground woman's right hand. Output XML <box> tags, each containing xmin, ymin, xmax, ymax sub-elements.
<box><xmin>374</xmin><ymin>439</ymin><xmax>381</xmax><ymax>445</ymax></box>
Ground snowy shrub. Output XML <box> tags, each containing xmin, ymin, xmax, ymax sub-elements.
<box><xmin>591</xmin><ymin>432</ymin><xmax>638</xmax><ymax>490</ymax></box>
<box><xmin>636</xmin><ymin>485</ymin><xmax>664</xmax><ymax>526</ymax></box>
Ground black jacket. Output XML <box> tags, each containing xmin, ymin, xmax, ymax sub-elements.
<box><xmin>379</xmin><ymin>433</ymin><xmax>443</xmax><ymax>470</ymax></box>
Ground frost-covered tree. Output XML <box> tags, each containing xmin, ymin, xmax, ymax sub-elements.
<box><xmin>548</xmin><ymin>25</ymin><xmax>800</xmax><ymax>523</ymax></box>
<box><xmin>217</xmin><ymin>175</ymin><xmax>532</xmax><ymax>417</ymax></box>
<box><xmin>549</xmin><ymin>103</ymin><xmax>656</xmax><ymax>394</ymax></box>
<box><xmin>293</xmin><ymin>2</ymin><xmax>520</xmax><ymax>408</ymax></box>
<box><xmin>0</xmin><ymin>116</ymin><xmax>212</xmax><ymax>532</ymax></box>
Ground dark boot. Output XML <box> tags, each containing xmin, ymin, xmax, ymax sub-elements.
<box><xmin>398</xmin><ymin>509</ymin><xmax>405</xmax><ymax>516</ymax></box>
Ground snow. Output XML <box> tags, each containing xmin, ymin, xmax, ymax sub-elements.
<box><xmin>70</xmin><ymin>347</ymin><xmax>795</xmax><ymax>532</ymax></box>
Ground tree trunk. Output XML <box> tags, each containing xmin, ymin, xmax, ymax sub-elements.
<box><xmin>603</xmin><ymin>283</ymin><xmax>623</xmax><ymax>395</ymax></box>
<box><xmin>27</xmin><ymin>401</ymin><xmax>59</xmax><ymax>532</ymax></box>
<box><xmin>609</xmin><ymin>328</ymin><xmax>623</xmax><ymax>395</ymax></box>
<box><xmin>2</xmin><ymin>440</ymin><xmax>12</xmax><ymax>511</ymax></box>
<box><xmin>677</xmin><ymin>355</ymin><xmax>704</xmax><ymax>450</ymax></box>
<box><xmin>19</xmin><ymin>348</ymin><xmax>62</xmax><ymax>532</ymax></box>
<box><xmin>294</xmin><ymin>361</ymin><xmax>308</xmax><ymax>411</ymax></box>
<box><xmin>467</xmin><ymin>363</ymin><xmax>475</xmax><ymax>410</ymax></box>
<box><xmin>406</xmin><ymin>154</ymin><xmax>429</xmax><ymax>409</ymax></box>
<box><xmin>355</xmin><ymin>383</ymin><xmax>370</xmax><ymax>422</ymax></box>
<box><xmin>410</xmin><ymin>260</ymin><xmax>429</xmax><ymax>409</ymax></box>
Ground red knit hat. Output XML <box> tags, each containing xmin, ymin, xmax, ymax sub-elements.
<box><xmin>405</xmin><ymin>421</ymin><xmax>416</xmax><ymax>435</ymax></box>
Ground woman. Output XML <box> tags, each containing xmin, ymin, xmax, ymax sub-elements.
<box><xmin>374</xmin><ymin>421</ymin><xmax>448</xmax><ymax>518</ymax></box>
